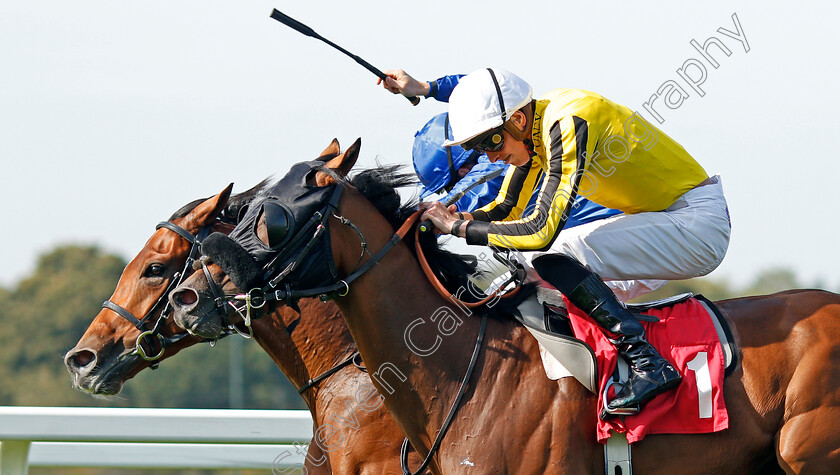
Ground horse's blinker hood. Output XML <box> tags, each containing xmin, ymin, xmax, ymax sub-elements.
<box><xmin>202</xmin><ymin>160</ymin><xmax>342</xmax><ymax>292</ymax></box>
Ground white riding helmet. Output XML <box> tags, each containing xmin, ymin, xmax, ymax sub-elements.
<box><xmin>443</xmin><ymin>68</ymin><xmax>533</xmax><ymax>147</ymax></box>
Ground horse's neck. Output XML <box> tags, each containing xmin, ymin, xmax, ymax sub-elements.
<box><xmin>333</xmin><ymin>235</ymin><xmax>489</xmax><ymax>443</ymax></box>
<box><xmin>329</xmin><ymin>193</ymin><xmax>489</xmax><ymax>405</ymax></box>
<box><xmin>250</xmin><ymin>299</ymin><xmax>356</xmax><ymax>409</ymax></box>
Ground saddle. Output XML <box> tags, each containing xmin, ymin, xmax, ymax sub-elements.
<box><xmin>515</xmin><ymin>289</ymin><xmax>737</xmax><ymax>394</ymax></box>
<box><xmin>516</xmin><ymin>289</ymin><xmax>737</xmax><ymax>474</ymax></box>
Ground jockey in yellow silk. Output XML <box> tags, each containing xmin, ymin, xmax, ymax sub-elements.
<box><xmin>386</xmin><ymin>67</ymin><xmax>731</xmax><ymax>416</ymax></box>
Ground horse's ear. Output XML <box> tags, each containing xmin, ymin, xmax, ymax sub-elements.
<box><xmin>182</xmin><ymin>183</ymin><xmax>234</xmax><ymax>231</ymax></box>
<box><xmin>318</xmin><ymin>138</ymin><xmax>341</xmax><ymax>160</ymax></box>
<box><xmin>315</xmin><ymin>138</ymin><xmax>360</xmax><ymax>186</ymax></box>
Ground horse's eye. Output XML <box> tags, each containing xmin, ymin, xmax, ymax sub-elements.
<box><xmin>144</xmin><ymin>263</ymin><xmax>166</xmax><ymax>278</ymax></box>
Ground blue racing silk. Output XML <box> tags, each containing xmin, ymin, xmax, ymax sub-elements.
<box><xmin>426</xmin><ymin>74</ymin><xmax>465</xmax><ymax>103</ymax></box>
<box><xmin>439</xmin><ymin>156</ymin><xmax>507</xmax><ymax>212</ymax></box>
<box><xmin>567</xmin><ymin>197</ymin><xmax>623</xmax><ymax>228</ymax></box>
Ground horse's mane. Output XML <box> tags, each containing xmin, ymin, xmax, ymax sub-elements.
<box><xmin>168</xmin><ymin>179</ymin><xmax>271</xmax><ymax>225</ymax></box>
<box><xmin>347</xmin><ymin>164</ymin><xmax>533</xmax><ymax>311</ymax></box>
<box><xmin>347</xmin><ymin>165</ymin><xmax>475</xmax><ymax>288</ymax></box>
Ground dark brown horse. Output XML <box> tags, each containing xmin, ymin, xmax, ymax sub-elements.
<box><xmin>170</xmin><ymin>139</ymin><xmax>840</xmax><ymax>474</ymax></box>
<box><xmin>64</xmin><ymin>174</ymin><xmax>418</xmax><ymax>473</ymax></box>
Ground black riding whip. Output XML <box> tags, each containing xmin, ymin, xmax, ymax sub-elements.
<box><xmin>269</xmin><ymin>9</ymin><xmax>420</xmax><ymax>106</ymax></box>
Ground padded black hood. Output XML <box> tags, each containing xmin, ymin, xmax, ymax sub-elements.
<box><xmin>203</xmin><ymin>160</ymin><xmax>341</xmax><ymax>292</ymax></box>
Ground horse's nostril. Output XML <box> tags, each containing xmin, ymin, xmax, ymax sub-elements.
<box><xmin>177</xmin><ymin>289</ymin><xmax>198</xmax><ymax>306</ymax></box>
<box><xmin>68</xmin><ymin>349</ymin><xmax>96</xmax><ymax>370</ymax></box>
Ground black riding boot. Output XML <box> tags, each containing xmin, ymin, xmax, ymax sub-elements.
<box><xmin>532</xmin><ymin>255</ymin><xmax>681</xmax><ymax>416</ymax></box>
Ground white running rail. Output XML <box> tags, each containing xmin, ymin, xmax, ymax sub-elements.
<box><xmin>0</xmin><ymin>407</ymin><xmax>314</xmax><ymax>474</ymax></box>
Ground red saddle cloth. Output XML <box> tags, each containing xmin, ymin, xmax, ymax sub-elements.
<box><xmin>562</xmin><ymin>296</ymin><xmax>729</xmax><ymax>444</ymax></box>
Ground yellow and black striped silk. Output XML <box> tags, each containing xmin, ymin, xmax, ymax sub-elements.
<box><xmin>465</xmin><ymin>89</ymin><xmax>708</xmax><ymax>251</ymax></box>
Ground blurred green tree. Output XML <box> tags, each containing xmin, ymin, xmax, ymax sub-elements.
<box><xmin>741</xmin><ymin>268</ymin><xmax>802</xmax><ymax>297</ymax></box>
<box><xmin>628</xmin><ymin>267</ymin><xmax>812</xmax><ymax>304</ymax></box>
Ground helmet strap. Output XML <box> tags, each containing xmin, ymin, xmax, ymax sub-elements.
<box><xmin>486</xmin><ymin>68</ymin><xmax>507</xmax><ymax>123</ymax></box>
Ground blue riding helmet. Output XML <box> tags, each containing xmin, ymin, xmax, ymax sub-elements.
<box><xmin>413</xmin><ymin>112</ymin><xmax>482</xmax><ymax>199</ymax></box>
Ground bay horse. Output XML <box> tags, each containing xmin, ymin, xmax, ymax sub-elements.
<box><xmin>64</xmin><ymin>160</ymin><xmax>420</xmax><ymax>473</ymax></box>
<box><xmin>169</xmin><ymin>138</ymin><xmax>840</xmax><ymax>474</ymax></box>
<box><xmin>65</xmin><ymin>184</ymin><xmax>240</xmax><ymax>396</ymax></box>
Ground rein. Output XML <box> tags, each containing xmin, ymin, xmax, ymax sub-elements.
<box><xmin>414</xmin><ymin>226</ymin><xmax>523</xmax><ymax>308</ymax></box>
<box><xmin>401</xmin><ymin>314</ymin><xmax>487</xmax><ymax>475</ymax></box>
<box><xmin>400</xmin><ymin>223</ymin><xmax>522</xmax><ymax>474</ymax></box>
<box><xmin>244</xmin><ymin>207</ymin><xmax>524</xmax><ymax>308</ymax></box>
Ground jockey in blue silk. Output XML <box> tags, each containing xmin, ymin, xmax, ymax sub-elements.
<box><xmin>384</xmin><ymin>68</ymin><xmax>732</xmax><ymax>417</ymax></box>
<box><xmin>413</xmin><ymin>112</ymin><xmax>507</xmax><ymax>212</ymax></box>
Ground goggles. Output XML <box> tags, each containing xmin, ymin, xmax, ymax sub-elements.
<box><xmin>463</xmin><ymin>126</ymin><xmax>505</xmax><ymax>153</ymax></box>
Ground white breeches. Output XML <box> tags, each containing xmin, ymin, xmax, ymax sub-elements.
<box><xmin>524</xmin><ymin>175</ymin><xmax>731</xmax><ymax>301</ymax></box>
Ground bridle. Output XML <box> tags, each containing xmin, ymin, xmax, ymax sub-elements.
<box><xmin>185</xmin><ymin>183</ymin><xmax>348</xmax><ymax>339</ymax></box>
<box><xmin>233</xmin><ymin>182</ymin><xmax>422</xmax><ymax>309</ymax></box>
<box><xmin>190</xmin><ymin>254</ymin><xmax>258</xmax><ymax>339</ymax></box>
<box><xmin>101</xmin><ymin>221</ymin><xmax>213</xmax><ymax>362</ymax></box>
<box><xmin>209</xmin><ymin>178</ymin><xmax>524</xmax><ymax>475</ymax></box>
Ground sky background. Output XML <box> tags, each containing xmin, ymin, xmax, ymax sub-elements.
<box><xmin>2</xmin><ymin>1</ymin><xmax>838</xmax><ymax>291</ymax></box>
